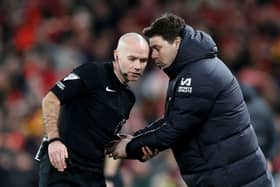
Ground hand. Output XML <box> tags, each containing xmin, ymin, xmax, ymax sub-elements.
<box><xmin>107</xmin><ymin>134</ymin><xmax>133</xmax><ymax>159</ymax></box>
<box><xmin>141</xmin><ymin>146</ymin><xmax>159</xmax><ymax>161</ymax></box>
<box><xmin>106</xmin><ymin>180</ymin><xmax>114</xmax><ymax>187</ymax></box>
<box><xmin>48</xmin><ymin>140</ymin><xmax>68</xmax><ymax>172</ymax></box>
<box><xmin>105</xmin><ymin>134</ymin><xmax>133</xmax><ymax>155</ymax></box>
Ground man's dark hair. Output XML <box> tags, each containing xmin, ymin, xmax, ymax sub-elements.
<box><xmin>143</xmin><ymin>13</ymin><xmax>185</xmax><ymax>43</ymax></box>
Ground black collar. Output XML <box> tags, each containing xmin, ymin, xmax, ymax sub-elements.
<box><xmin>105</xmin><ymin>62</ymin><xmax>128</xmax><ymax>91</ymax></box>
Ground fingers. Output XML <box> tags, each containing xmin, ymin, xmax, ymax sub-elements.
<box><xmin>50</xmin><ymin>152</ymin><xmax>66</xmax><ymax>172</ymax></box>
<box><xmin>105</xmin><ymin>140</ymin><xmax>121</xmax><ymax>155</ymax></box>
<box><xmin>155</xmin><ymin>148</ymin><xmax>159</xmax><ymax>155</ymax></box>
<box><xmin>105</xmin><ymin>137</ymin><xmax>130</xmax><ymax>155</ymax></box>
<box><xmin>48</xmin><ymin>141</ymin><xmax>68</xmax><ymax>172</ymax></box>
<box><xmin>106</xmin><ymin>138</ymin><xmax>130</xmax><ymax>159</ymax></box>
<box><xmin>54</xmin><ymin>152</ymin><xmax>65</xmax><ymax>172</ymax></box>
<box><xmin>112</xmin><ymin>152</ymin><xmax>119</xmax><ymax>160</ymax></box>
<box><xmin>106</xmin><ymin>143</ymin><xmax>119</xmax><ymax>159</ymax></box>
<box><xmin>141</xmin><ymin>147</ymin><xmax>150</xmax><ymax>161</ymax></box>
<box><xmin>141</xmin><ymin>146</ymin><xmax>159</xmax><ymax>161</ymax></box>
<box><xmin>144</xmin><ymin>146</ymin><xmax>153</xmax><ymax>155</ymax></box>
<box><xmin>106</xmin><ymin>151</ymin><xmax>117</xmax><ymax>159</ymax></box>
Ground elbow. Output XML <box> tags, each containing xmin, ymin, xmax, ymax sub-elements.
<box><xmin>42</xmin><ymin>92</ymin><xmax>60</xmax><ymax>108</ymax></box>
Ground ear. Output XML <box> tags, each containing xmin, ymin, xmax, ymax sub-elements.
<box><xmin>174</xmin><ymin>37</ymin><xmax>181</xmax><ymax>49</ymax></box>
<box><xmin>113</xmin><ymin>50</ymin><xmax>118</xmax><ymax>61</ymax></box>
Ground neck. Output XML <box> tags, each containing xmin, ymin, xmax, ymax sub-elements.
<box><xmin>113</xmin><ymin>61</ymin><xmax>128</xmax><ymax>86</ymax></box>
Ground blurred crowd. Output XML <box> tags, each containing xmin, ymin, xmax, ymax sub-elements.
<box><xmin>0</xmin><ymin>0</ymin><xmax>280</xmax><ymax>186</ymax></box>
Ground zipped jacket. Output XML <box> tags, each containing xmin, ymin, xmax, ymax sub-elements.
<box><xmin>127</xmin><ymin>25</ymin><xmax>274</xmax><ymax>187</ymax></box>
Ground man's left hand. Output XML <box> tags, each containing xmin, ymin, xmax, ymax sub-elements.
<box><xmin>112</xmin><ymin>137</ymin><xmax>131</xmax><ymax>159</ymax></box>
<box><xmin>105</xmin><ymin>135</ymin><xmax>159</xmax><ymax>161</ymax></box>
<box><xmin>106</xmin><ymin>134</ymin><xmax>133</xmax><ymax>159</ymax></box>
<box><xmin>141</xmin><ymin>146</ymin><xmax>159</xmax><ymax>161</ymax></box>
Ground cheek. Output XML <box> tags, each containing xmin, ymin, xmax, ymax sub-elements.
<box><xmin>119</xmin><ymin>63</ymin><xmax>127</xmax><ymax>73</ymax></box>
<box><xmin>159</xmin><ymin>50</ymin><xmax>169</xmax><ymax>60</ymax></box>
<box><xmin>120</xmin><ymin>61</ymin><xmax>129</xmax><ymax>69</ymax></box>
<box><xmin>141</xmin><ymin>63</ymin><xmax>147</xmax><ymax>70</ymax></box>
<box><xmin>166</xmin><ymin>48</ymin><xmax>177</xmax><ymax>61</ymax></box>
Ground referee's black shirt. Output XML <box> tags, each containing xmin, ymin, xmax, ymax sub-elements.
<box><xmin>51</xmin><ymin>62</ymin><xmax>135</xmax><ymax>173</ymax></box>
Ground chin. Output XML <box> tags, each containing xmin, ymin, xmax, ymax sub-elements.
<box><xmin>157</xmin><ymin>65</ymin><xmax>164</xmax><ymax>69</ymax></box>
<box><xmin>130</xmin><ymin>77</ymin><xmax>139</xmax><ymax>82</ymax></box>
<box><xmin>128</xmin><ymin>80</ymin><xmax>137</xmax><ymax>83</ymax></box>
<box><xmin>156</xmin><ymin>63</ymin><xmax>164</xmax><ymax>68</ymax></box>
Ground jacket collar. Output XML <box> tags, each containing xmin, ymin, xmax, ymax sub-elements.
<box><xmin>164</xmin><ymin>25</ymin><xmax>218</xmax><ymax>79</ymax></box>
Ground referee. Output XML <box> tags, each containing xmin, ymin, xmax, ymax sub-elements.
<box><xmin>38</xmin><ymin>33</ymin><xmax>150</xmax><ymax>187</ymax></box>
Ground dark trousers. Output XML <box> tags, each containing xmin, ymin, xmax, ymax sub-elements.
<box><xmin>39</xmin><ymin>154</ymin><xmax>106</xmax><ymax>187</ymax></box>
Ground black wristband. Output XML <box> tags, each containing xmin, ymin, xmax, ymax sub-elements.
<box><xmin>48</xmin><ymin>137</ymin><xmax>63</xmax><ymax>144</ymax></box>
<box><xmin>106</xmin><ymin>175</ymin><xmax>116</xmax><ymax>182</ymax></box>
<box><xmin>106</xmin><ymin>176</ymin><xmax>113</xmax><ymax>181</ymax></box>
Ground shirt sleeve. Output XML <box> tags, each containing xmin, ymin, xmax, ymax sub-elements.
<box><xmin>51</xmin><ymin>73</ymin><xmax>87</xmax><ymax>104</ymax></box>
<box><xmin>51</xmin><ymin>63</ymin><xmax>100</xmax><ymax>104</ymax></box>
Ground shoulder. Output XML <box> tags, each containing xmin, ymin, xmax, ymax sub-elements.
<box><xmin>174</xmin><ymin>58</ymin><xmax>231</xmax><ymax>98</ymax></box>
<box><xmin>191</xmin><ymin>58</ymin><xmax>235</xmax><ymax>87</ymax></box>
<box><xmin>73</xmin><ymin>62</ymin><xmax>108</xmax><ymax>89</ymax></box>
<box><xmin>74</xmin><ymin>62</ymin><xmax>108</xmax><ymax>79</ymax></box>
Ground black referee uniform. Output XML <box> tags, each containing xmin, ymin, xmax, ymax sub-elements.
<box><xmin>39</xmin><ymin>62</ymin><xmax>135</xmax><ymax>187</ymax></box>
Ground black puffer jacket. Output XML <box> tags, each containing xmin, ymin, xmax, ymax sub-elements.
<box><xmin>127</xmin><ymin>25</ymin><xmax>274</xmax><ymax>187</ymax></box>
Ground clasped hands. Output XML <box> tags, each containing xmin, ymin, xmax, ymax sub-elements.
<box><xmin>105</xmin><ymin>134</ymin><xmax>158</xmax><ymax>161</ymax></box>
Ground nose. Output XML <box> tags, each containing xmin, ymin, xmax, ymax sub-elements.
<box><xmin>134</xmin><ymin>60</ymin><xmax>141</xmax><ymax>71</ymax></box>
<box><xmin>151</xmin><ymin>49</ymin><xmax>159</xmax><ymax>59</ymax></box>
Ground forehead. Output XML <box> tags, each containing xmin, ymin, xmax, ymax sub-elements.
<box><xmin>149</xmin><ymin>36</ymin><xmax>168</xmax><ymax>46</ymax></box>
<box><xmin>121</xmin><ymin>44</ymin><xmax>149</xmax><ymax>58</ymax></box>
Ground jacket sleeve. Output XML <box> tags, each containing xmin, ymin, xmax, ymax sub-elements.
<box><xmin>133</xmin><ymin>118</ymin><xmax>165</xmax><ymax>136</ymax></box>
<box><xmin>126</xmin><ymin>78</ymin><xmax>215</xmax><ymax>159</ymax></box>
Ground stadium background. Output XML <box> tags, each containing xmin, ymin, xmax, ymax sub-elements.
<box><xmin>0</xmin><ymin>0</ymin><xmax>280</xmax><ymax>186</ymax></box>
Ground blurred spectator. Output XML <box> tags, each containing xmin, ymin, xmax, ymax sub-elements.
<box><xmin>238</xmin><ymin>68</ymin><xmax>280</xmax><ymax>110</ymax></box>
<box><xmin>240</xmin><ymin>83</ymin><xmax>278</xmax><ymax>168</ymax></box>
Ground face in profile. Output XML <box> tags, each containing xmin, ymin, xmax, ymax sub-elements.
<box><xmin>116</xmin><ymin>41</ymin><xmax>149</xmax><ymax>82</ymax></box>
<box><xmin>149</xmin><ymin>36</ymin><xmax>180</xmax><ymax>69</ymax></box>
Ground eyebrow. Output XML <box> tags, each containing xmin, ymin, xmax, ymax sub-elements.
<box><xmin>128</xmin><ymin>55</ymin><xmax>148</xmax><ymax>60</ymax></box>
<box><xmin>150</xmin><ymin>44</ymin><xmax>161</xmax><ymax>48</ymax></box>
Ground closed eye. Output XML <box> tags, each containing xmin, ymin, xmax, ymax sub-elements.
<box><xmin>151</xmin><ymin>45</ymin><xmax>161</xmax><ymax>52</ymax></box>
<box><xmin>128</xmin><ymin>56</ymin><xmax>148</xmax><ymax>63</ymax></box>
<box><xmin>140</xmin><ymin>58</ymin><xmax>148</xmax><ymax>63</ymax></box>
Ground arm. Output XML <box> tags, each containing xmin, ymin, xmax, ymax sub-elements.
<box><xmin>42</xmin><ymin>91</ymin><xmax>68</xmax><ymax>172</ymax></box>
<box><xmin>42</xmin><ymin>92</ymin><xmax>61</xmax><ymax>139</ymax></box>
<box><xmin>105</xmin><ymin>157</ymin><xmax>121</xmax><ymax>177</ymax></box>
<box><xmin>109</xmin><ymin>94</ymin><xmax>213</xmax><ymax>160</ymax></box>
<box><xmin>105</xmin><ymin>157</ymin><xmax>121</xmax><ymax>186</ymax></box>
<box><xmin>133</xmin><ymin>117</ymin><xmax>165</xmax><ymax>136</ymax></box>
<box><xmin>42</xmin><ymin>63</ymin><xmax>97</xmax><ymax>171</ymax></box>
<box><xmin>110</xmin><ymin>71</ymin><xmax>216</xmax><ymax>160</ymax></box>
<box><xmin>126</xmin><ymin>95</ymin><xmax>213</xmax><ymax>160</ymax></box>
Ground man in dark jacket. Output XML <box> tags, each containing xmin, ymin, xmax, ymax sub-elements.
<box><xmin>107</xmin><ymin>14</ymin><xmax>274</xmax><ymax>187</ymax></box>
